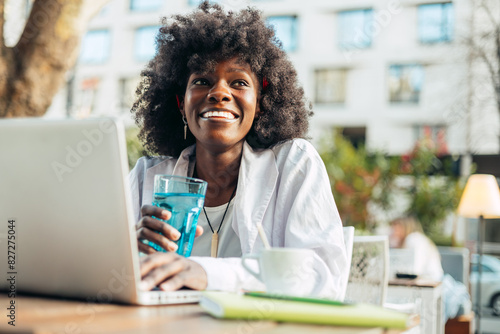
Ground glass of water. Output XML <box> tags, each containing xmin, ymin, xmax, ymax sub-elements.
<box><xmin>149</xmin><ymin>175</ymin><xmax>207</xmax><ymax>257</ymax></box>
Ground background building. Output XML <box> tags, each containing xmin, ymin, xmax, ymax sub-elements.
<box><xmin>8</xmin><ymin>0</ymin><xmax>496</xmax><ymax>158</ymax></box>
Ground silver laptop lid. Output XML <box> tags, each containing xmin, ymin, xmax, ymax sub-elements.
<box><xmin>0</xmin><ymin>118</ymin><xmax>140</xmax><ymax>303</ymax></box>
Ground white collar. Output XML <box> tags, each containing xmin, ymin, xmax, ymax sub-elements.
<box><xmin>143</xmin><ymin>141</ymin><xmax>279</xmax><ymax>253</ymax></box>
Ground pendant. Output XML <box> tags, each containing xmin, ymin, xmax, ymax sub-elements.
<box><xmin>211</xmin><ymin>232</ymin><xmax>219</xmax><ymax>258</ymax></box>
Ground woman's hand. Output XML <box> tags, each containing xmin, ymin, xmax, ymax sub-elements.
<box><xmin>139</xmin><ymin>252</ymin><xmax>208</xmax><ymax>291</ymax></box>
<box><xmin>136</xmin><ymin>204</ymin><xmax>203</xmax><ymax>254</ymax></box>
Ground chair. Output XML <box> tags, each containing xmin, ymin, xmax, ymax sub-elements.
<box><xmin>438</xmin><ymin>247</ymin><xmax>473</xmax><ymax>334</ymax></box>
<box><xmin>438</xmin><ymin>246</ymin><xmax>470</xmax><ymax>288</ymax></box>
<box><xmin>344</xmin><ymin>235</ymin><xmax>389</xmax><ymax>306</ymax></box>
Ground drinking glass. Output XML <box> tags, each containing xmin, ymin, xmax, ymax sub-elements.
<box><xmin>149</xmin><ymin>175</ymin><xmax>207</xmax><ymax>257</ymax></box>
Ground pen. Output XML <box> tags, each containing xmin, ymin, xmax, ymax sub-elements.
<box><xmin>244</xmin><ymin>291</ymin><xmax>353</xmax><ymax>306</ymax></box>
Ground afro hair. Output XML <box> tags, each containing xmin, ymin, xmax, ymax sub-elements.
<box><xmin>132</xmin><ymin>1</ymin><xmax>313</xmax><ymax>157</ymax></box>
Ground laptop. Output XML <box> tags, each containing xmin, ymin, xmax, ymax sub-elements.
<box><xmin>0</xmin><ymin>117</ymin><xmax>201</xmax><ymax>305</ymax></box>
<box><xmin>388</xmin><ymin>248</ymin><xmax>416</xmax><ymax>280</ymax></box>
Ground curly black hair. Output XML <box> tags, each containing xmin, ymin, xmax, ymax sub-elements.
<box><xmin>132</xmin><ymin>1</ymin><xmax>313</xmax><ymax>157</ymax></box>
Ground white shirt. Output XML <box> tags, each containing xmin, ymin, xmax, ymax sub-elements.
<box><xmin>129</xmin><ymin>139</ymin><xmax>348</xmax><ymax>299</ymax></box>
<box><xmin>404</xmin><ymin>232</ymin><xmax>444</xmax><ymax>281</ymax></box>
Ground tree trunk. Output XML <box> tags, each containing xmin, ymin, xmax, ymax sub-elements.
<box><xmin>0</xmin><ymin>0</ymin><xmax>109</xmax><ymax>118</ymax></box>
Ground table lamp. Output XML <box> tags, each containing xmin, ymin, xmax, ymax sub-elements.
<box><xmin>457</xmin><ymin>174</ymin><xmax>500</xmax><ymax>334</ymax></box>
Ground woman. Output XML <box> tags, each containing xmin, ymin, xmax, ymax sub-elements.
<box><xmin>389</xmin><ymin>217</ymin><xmax>473</xmax><ymax>321</ymax></box>
<box><xmin>389</xmin><ymin>216</ymin><xmax>443</xmax><ymax>281</ymax></box>
<box><xmin>130</xmin><ymin>2</ymin><xmax>347</xmax><ymax>299</ymax></box>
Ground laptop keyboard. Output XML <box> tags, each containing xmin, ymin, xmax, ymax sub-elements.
<box><xmin>138</xmin><ymin>289</ymin><xmax>202</xmax><ymax>304</ymax></box>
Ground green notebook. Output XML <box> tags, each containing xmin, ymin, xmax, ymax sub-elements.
<box><xmin>200</xmin><ymin>292</ymin><xmax>416</xmax><ymax>329</ymax></box>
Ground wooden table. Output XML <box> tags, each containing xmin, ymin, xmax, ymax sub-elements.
<box><xmin>0</xmin><ymin>294</ymin><xmax>409</xmax><ymax>334</ymax></box>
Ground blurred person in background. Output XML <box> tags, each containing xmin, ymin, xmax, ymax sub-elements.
<box><xmin>389</xmin><ymin>216</ymin><xmax>471</xmax><ymax>322</ymax></box>
<box><xmin>389</xmin><ymin>216</ymin><xmax>444</xmax><ymax>281</ymax></box>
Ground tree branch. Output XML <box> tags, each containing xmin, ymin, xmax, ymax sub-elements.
<box><xmin>479</xmin><ymin>0</ymin><xmax>500</xmax><ymax>31</ymax></box>
<box><xmin>14</xmin><ymin>0</ymin><xmax>110</xmax><ymax>67</ymax></box>
<box><xmin>1</xmin><ymin>0</ymin><xmax>111</xmax><ymax>117</ymax></box>
<box><xmin>16</xmin><ymin>0</ymin><xmax>65</xmax><ymax>55</ymax></box>
<box><xmin>478</xmin><ymin>1</ymin><xmax>500</xmax><ymax>118</ymax></box>
<box><xmin>477</xmin><ymin>44</ymin><xmax>500</xmax><ymax>90</ymax></box>
<box><xmin>468</xmin><ymin>30</ymin><xmax>500</xmax><ymax>91</ymax></box>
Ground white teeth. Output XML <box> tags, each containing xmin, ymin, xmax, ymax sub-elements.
<box><xmin>202</xmin><ymin>111</ymin><xmax>235</xmax><ymax>119</ymax></box>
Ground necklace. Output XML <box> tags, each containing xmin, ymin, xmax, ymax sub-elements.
<box><xmin>203</xmin><ymin>186</ymin><xmax>237</xmax><ymax>258</ymax></box>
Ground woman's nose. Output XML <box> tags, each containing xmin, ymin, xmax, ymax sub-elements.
<box><xmin>207</xmin><ymin>81</ymin><xmax>231</xmax><ymax>102</ymax></box>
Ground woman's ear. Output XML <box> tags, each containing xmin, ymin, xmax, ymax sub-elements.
<box><xmin>255</xmin><ymin>96</ymin><xmax>262</xmax><ymax>117</ymax></box>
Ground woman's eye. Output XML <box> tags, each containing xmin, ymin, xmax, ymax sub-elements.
<box><xmin>233</xmin><ymin>80</ymin><xmax>249</xmax><ymax>87</ymax></box>
<box><xmin>193</xmin><ymin>79</ymin><xmax>208</xmax><ymax>85</ymax></box>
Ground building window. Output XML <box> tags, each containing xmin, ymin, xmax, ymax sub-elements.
<box><xmin>418</xmin><ymin>3</ymin><xmax>454</xmax><ymax>43</ymax></box>
<box><xmin>315</xmin><ymin>69</ymin><xmax>347</xmax><ymax>104</ymax></box>
<box><xmin>343</xmin><ymin>127</ymin><xmax>366</xmax><ymax>149</ymax></box>
<box><xmin>413</xmin><ymin>125</ymin><xmax>448</xmax><ymax>155</ymax></box>
<box><xmin>130</xmin><ymin>0</ymin><xmax>163</xmax><ymax>11</ymax></box>
<box><xmin>338</xmin><ymin>9</ymin><xmax>374</xmax><ymax>50</ymax></box>
<box><xmin>79</xmin><ymin>30</ymin><xmax>110</xmax><ymax>64</ymax></box>
<box><xmin>266</xmin><ymin>16</ymin><xmax>298</xmax><ymax>52</ymax></box>
<box><xmin>119</xmin><ymin>77</ymin><xmax>141</xmax><ymax>111</ymax></box>
<box><xmin>134</xmin><ymin>26</ymin><xmax>160</xmax><ymax>62</ymax></box>
<box><xmin>388</xmin><ymin>64</ymin><xmax>424</xmax><ymax>103</ymax></box>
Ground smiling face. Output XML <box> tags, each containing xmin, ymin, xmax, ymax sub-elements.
<box><xmin>180</xmin><ymin>57</ymin><xmax>260</xmax><ymax>152</ymax></box>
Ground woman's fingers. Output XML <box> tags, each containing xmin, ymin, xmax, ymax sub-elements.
<box><xmin>159</xmin><ymin>259</ymin><xmax>208</xmax><ymax>291</ymax></box>
<box><xmin>139</xmin><ymin>253</ymin><xmax>183</xmax><ymax>290</ymax></box>
<box><xmin>141</xmin><ymin>205</ymin><xmax>172</xmax><ymax>220</ymax></box>
<box><xmin>137</xmin><ymin>216</ymin><xmax>181</xmax><ymax>241</ymax></box>
<box><xmin>136</xmin><ymin>205</ymin><xmax>202</xmax><ymax>253</ymax></box>
<box><xmin>159</xmin><ymin>270</ymin><xmax>190</xmax><ymax>291</ymax></box>
<box><xmin>139</xmin><ymin>253</ymin><xmax>208</xmax><ymax>291</ymax></box>
<box><xmin>140</xmin><ymin>252</ymin><xmax>177</xmax><ymax>276</ymax></box>
<box><xmin>144</xmin><ymin>262</ymin><xmax>185</xmax><ymax>291</ymax></box>
<box><xmin>195</xmin><ymin>225</ymin><xmax>203</xmax><ymax>238</ymax></box>
<box><xmin>136</xmin><ymin>227</ymin><xmax>178</xmax><ymax>252</ymax></box>
<box><xmin>137</xmin><ymin>241</ymin><xmax>156</xmax><ymax>254</ymax></box>
<box><xmin>135</xmin><ymin>205</ymin><xmax>182</xmax><ymax>253</ymax></box>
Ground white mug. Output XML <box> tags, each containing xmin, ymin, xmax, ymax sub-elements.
<box><xmin>241</xmin><ymin>248</ymin><xmax>316</xmax><ymax>296</ymax></box>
